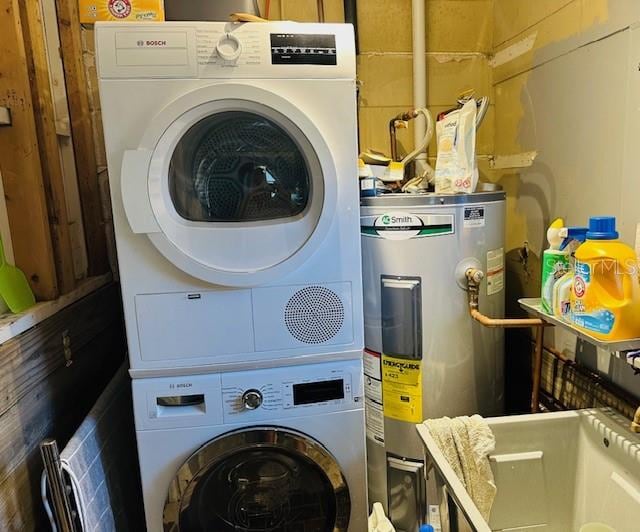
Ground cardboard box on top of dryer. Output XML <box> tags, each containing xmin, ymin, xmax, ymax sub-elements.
<box><xmin>78</xmin><ymin>0</ymin><xmax>164</xmax><ymax>23</ymax></box>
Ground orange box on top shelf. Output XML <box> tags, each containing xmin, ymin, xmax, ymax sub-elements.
<box><xmin>78</xmin><ymin>0</ymin><xmax>164</xmax><ymax>23</ymax></box>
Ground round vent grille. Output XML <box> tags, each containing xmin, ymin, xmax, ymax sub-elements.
<box><xmin>284</xmin><ymin>286</ymin><xmax>345</xmax><ymax>344</ymax></box>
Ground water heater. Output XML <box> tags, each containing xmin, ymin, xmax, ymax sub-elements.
<box><xmin>360</xmin><ymin>192</ymin><xmax>506</xmax><ymax>532</ymax></box>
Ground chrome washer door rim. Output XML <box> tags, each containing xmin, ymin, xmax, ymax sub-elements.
<box><xmin>163</xmin><ymin>427</ymin><xmax>350</xmax><ymax>532</ymax></box>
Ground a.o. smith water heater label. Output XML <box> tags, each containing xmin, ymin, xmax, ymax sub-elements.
<box><xmin>463</xmin><ymin>206</ymin><xmax>485</xmax><ymax>228</ymax></box>
<box><xmin>361</xmin><ymin>212</ymin><xmax>454</xmax><ymax>240</ymax></box>
<box><xmin>487</xmin><ymin>247</ymin><xmax>505</xmax><ymax>295</ymax></box>
<box><xmin>364</xmin><ymin>350</ymin><xmax>385</xmax><ymax>445</ymax></box>
<box><xmin>381</xmin><ymin>355</ymin><xmax>423</xmax><ymax>423</ymax></box>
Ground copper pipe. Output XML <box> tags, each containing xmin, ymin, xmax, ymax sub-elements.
<box><xmin>465</xmin><ymin>268</ymin><xmax>548</xmax><ymax>412</ymax></box>
<box><xmin>469</xmin><ymin>309</ymin><xmax>547</xmax><ymax>328</ymax></box>
<box><xmin>389</xmin><ymin>110</ymin><xmax>419</xmax><ymax>162</ymax></box>
<box><xmin>317</xmin><ymin>0</ymin><xmax>325</xmax><ymax>22</ymax></box>
<box><xmin>389</xmin><ymin>118</ymin><xmax>399</xmax><ymax>162</ymax></box>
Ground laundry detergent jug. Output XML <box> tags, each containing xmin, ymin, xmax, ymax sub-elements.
<box><xmin>571</xmin><ymin>217</ymin><xmax>640</xmax><ymax>340</ymax></box>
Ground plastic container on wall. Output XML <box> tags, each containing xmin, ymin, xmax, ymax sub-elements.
<box><xmin>571</xmin><ymin>216</ymin><xmax>640</xmax><ymax>340</ymax></box>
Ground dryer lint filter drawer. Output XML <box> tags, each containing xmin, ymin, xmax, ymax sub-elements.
<box><xmin>135</xmin><ymin>290</ymin><xmax>254</xmax><ymax>361</ymax></box>
<box><xmin>252</xmin><ymin>282</ymin><xmax>354</xmax><ymax>350</ymax></box>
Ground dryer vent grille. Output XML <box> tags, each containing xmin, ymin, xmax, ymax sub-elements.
<box><xmin>284</xmin><ymin>286</ymin><xmax>345</xmax><ymax>344</ymax></box>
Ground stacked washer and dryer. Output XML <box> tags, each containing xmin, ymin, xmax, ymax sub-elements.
<box><xmin>96</xmin><ymin>22</ymin><xmax>366</xmax><ymax>532</ymax></box>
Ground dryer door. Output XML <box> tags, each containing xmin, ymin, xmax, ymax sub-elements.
<box><xmin>121</xmin><ymin>84</ymin><xmax>338</xmax><ymax>287</ymax></box>
<box><xmin>163</xmin><ymin>427</ymin><xmax>351</xmax><ymax>532</ymax></box>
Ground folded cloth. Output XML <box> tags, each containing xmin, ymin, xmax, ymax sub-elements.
<box><xmin>368</xmin><ymin>502</ymin><xmax>396</xmax><ymax>532</ymax></box>
<box><xmin>423</xmin><ymin>415</ymin><xmax>497</xmax><ymax>521</ymax></box>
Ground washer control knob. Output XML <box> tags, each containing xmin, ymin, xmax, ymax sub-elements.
<box><xmin>242</xmin><ymin>389</ymin><xmax>263</xmax><ymax>410</ymax></box>
<box><xmin>216</xmin><ymin>33</ymin><xmax>242</xmax><ymax>62</ymax></box>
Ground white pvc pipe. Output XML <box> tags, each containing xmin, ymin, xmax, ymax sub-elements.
<box><xmin>412</xmin><ymin>0</ymin><xmax>427</xmax><ymax>174</ymax></box>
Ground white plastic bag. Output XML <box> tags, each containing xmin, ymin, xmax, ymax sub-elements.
<box><xmin>368</xmin><ymin>502</ymin><xmax>396</xmax><ymax>532</ymax></box>
<box><xmin>435</xmin><ymin>99</ymin><xmax>478</xmax><ymax>194</ymax></box>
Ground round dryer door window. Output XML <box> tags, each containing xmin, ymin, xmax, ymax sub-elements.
<box><xmin>169</xmin><ymin>111</ymin><xmax>311</xmax><ymax>223</ymax></box>
<box><xmin>163</xmin><ymin>428</ymin><xmax>350</xmax><ymax>532</ymax></box>
<box><xmin>122</xmin><ymin>85</ymin><xmax>339</xmax><ymax>287</ymax></box>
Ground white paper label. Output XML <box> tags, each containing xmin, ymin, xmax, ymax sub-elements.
<box><xmin>364</xmin><ymin>374</ymin><xmax>382</xmax><ymax>403</ymax></box>
<box><xmin>365</xmin><ymin>398</ymin><xmax>385</xmax><ymax>445</ymax></box>
<box><xmin>487</xmin><ymin>247</ymin><xmax>505</xmax><ymax>295</ymax></box>
<box><xmin>364</xmin><ymin>349</ymin><xmax>382</xmax><ymax>380</ymax></box>
<box><xmin>363</xmin><ymin>350</ymin><xmax>384</xmax><ymax>445</ymax></box>
<box><xmin>429</xmin><ymin>505</ymin><xmax>443</xmax><ymax>531</ymax></box>
<box><xmin>463</xmin><ymin>206</ymin><xmax>485</xmax><ymax>228</ymax></box>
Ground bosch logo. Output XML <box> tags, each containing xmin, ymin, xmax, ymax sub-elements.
<box><xmin>145</xmin><ymin>40</ymin><xmax>167</xmax><ymax>46</ymax></box>
<box><xmin>136</xmin><ymin>40</ymin><xmax>144</xmax><ymax>47</ymax></box>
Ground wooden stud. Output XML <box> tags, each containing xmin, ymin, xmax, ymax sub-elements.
<box><xmin>55</xmin><ymin>0</ymin><xmax>110</xmax><ymax>276</ymax></box>
<box><xmin>40</xmin><ymin>0</ymin><xmax>89</xmax><ymax>281</ymax></box>
<box><xmin>0</xmin><ymin>0</ymin><xmax>58</xmax><ymax>300</ymax></box>
<box><xmin>18</xmin><ymin>0</ymin><xmax>76</xmax><ymax>295</ymax></box>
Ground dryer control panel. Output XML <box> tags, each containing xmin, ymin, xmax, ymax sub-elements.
<box><xmin>96</xmin><ymin>21</ymin><xmax>356</xmax><ymax>80</ymax></box>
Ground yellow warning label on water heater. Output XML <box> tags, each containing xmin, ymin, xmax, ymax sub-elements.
<box><xmin>381</xmin><ymin>355</ymin><xmax>423</xmax><ymax>423</ymax></box>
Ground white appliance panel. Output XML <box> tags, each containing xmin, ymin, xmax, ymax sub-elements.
<box><xmin>133</xmin><ymin>360</ymin><xmax>367</xmax><ymax>531</ymax></box>
<box><xmin>135</xmin><ymin>290</ymin><xmax>254</xmax><ymax>361</ymax></box>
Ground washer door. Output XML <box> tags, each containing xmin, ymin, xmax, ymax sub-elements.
<box><xmin>163</xmin><ymin>428</ymin><xmax>351</xmax><ymax>532</ymax></box>
<box><xmin>120</xmin><ymin>84</ymin><xmax>338</xmax><ymax>287</ymax></box>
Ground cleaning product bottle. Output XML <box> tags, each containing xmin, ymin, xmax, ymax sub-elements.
<box><xmin>552</xmin><ymin>227</ymin><xmax>588</xmax><ymax>321</ymax></box>
<box><xmin>571</xmin><ymin>216</ymin><xmax>640</xmax><ymax>340</ymax></box>
<box><xmin>541</xmin><ymin>218</ymin><xmax>570</xmax><ymax>313</ymax></box>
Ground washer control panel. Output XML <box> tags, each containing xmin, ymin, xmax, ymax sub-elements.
<box><xmin>221</xmin><ymin>360</ymin><xmax>361</xmax><ymax>421</ymax></box>
<box><xmin>133</xmin><ymin>359</ymin><xmax>363</xmax><ymax>430</ymax></box>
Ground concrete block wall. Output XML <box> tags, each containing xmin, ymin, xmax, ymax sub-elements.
<box><xmin>355</xmin><ymin>0</ymin><xmax>494</xmax><ymax>166</ymax></box>
<box><xmin>264</xmin><ymin>0</ymin><xmax>494</xmax><ymax>166</ymax></box>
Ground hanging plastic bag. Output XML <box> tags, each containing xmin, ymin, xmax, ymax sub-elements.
<box><xmin>435</xmin><ymin>99</ymin><xmax>478</xmax><ymax>194</ymax></box>
<box><xmin>368</xmin><ymin>502</ymin><xmax>396</xmax><ymax>532</ymax></box>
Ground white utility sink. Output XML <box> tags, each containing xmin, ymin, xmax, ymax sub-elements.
<box><xmin>417</xmin><ymin>409</ymin><xmax>640</xmax><ymax>532</ymax></box>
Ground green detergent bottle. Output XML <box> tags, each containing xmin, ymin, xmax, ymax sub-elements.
<box><xmin>541</xmin><ymin>218</ymin><xmax>570</xmax><ymax>313</ymax></box>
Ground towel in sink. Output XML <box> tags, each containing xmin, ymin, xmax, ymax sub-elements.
<box><xmin>423</xmin><ymin>415</ymin><xmax>497</xmax><ymax>521</ymax></box>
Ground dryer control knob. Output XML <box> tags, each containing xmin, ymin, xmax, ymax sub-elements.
<box><xmin>216</xmin><ymin>33</ymin><xmax>242</xmax><ymax>62</ymax></box>
<box><xmin>242</xmin><ymin>389</ymin><xmax>263</xmax><ymax>410</ymax></box>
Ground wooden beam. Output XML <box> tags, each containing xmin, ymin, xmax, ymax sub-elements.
<box><xmin>0</xmin><ymin>284</ymin><xmax>125</xmax><ymax>529</ymax></box>
<box><xmin>40</xmin><ymin>0</ymin><xmax>89</xmax><ymax>281</ymax></box>
<box><xmin>18</xmin><ymin>0</ymin><xmax>76</xmax><ymax>295</ymax></box>
<box><xmin>0</xmin><ymin>283</ymin><xmax>120</xmax><ymax>419</ymax></box>
<box><xmin>55</xmin><ymin>0</ymin><xmax>109</xmax><ymax>276</ymax></box>
<box><xmin>0</xmin><ymin>0</ymin><xmax>58</xmax><ymax>300</ymax></box>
